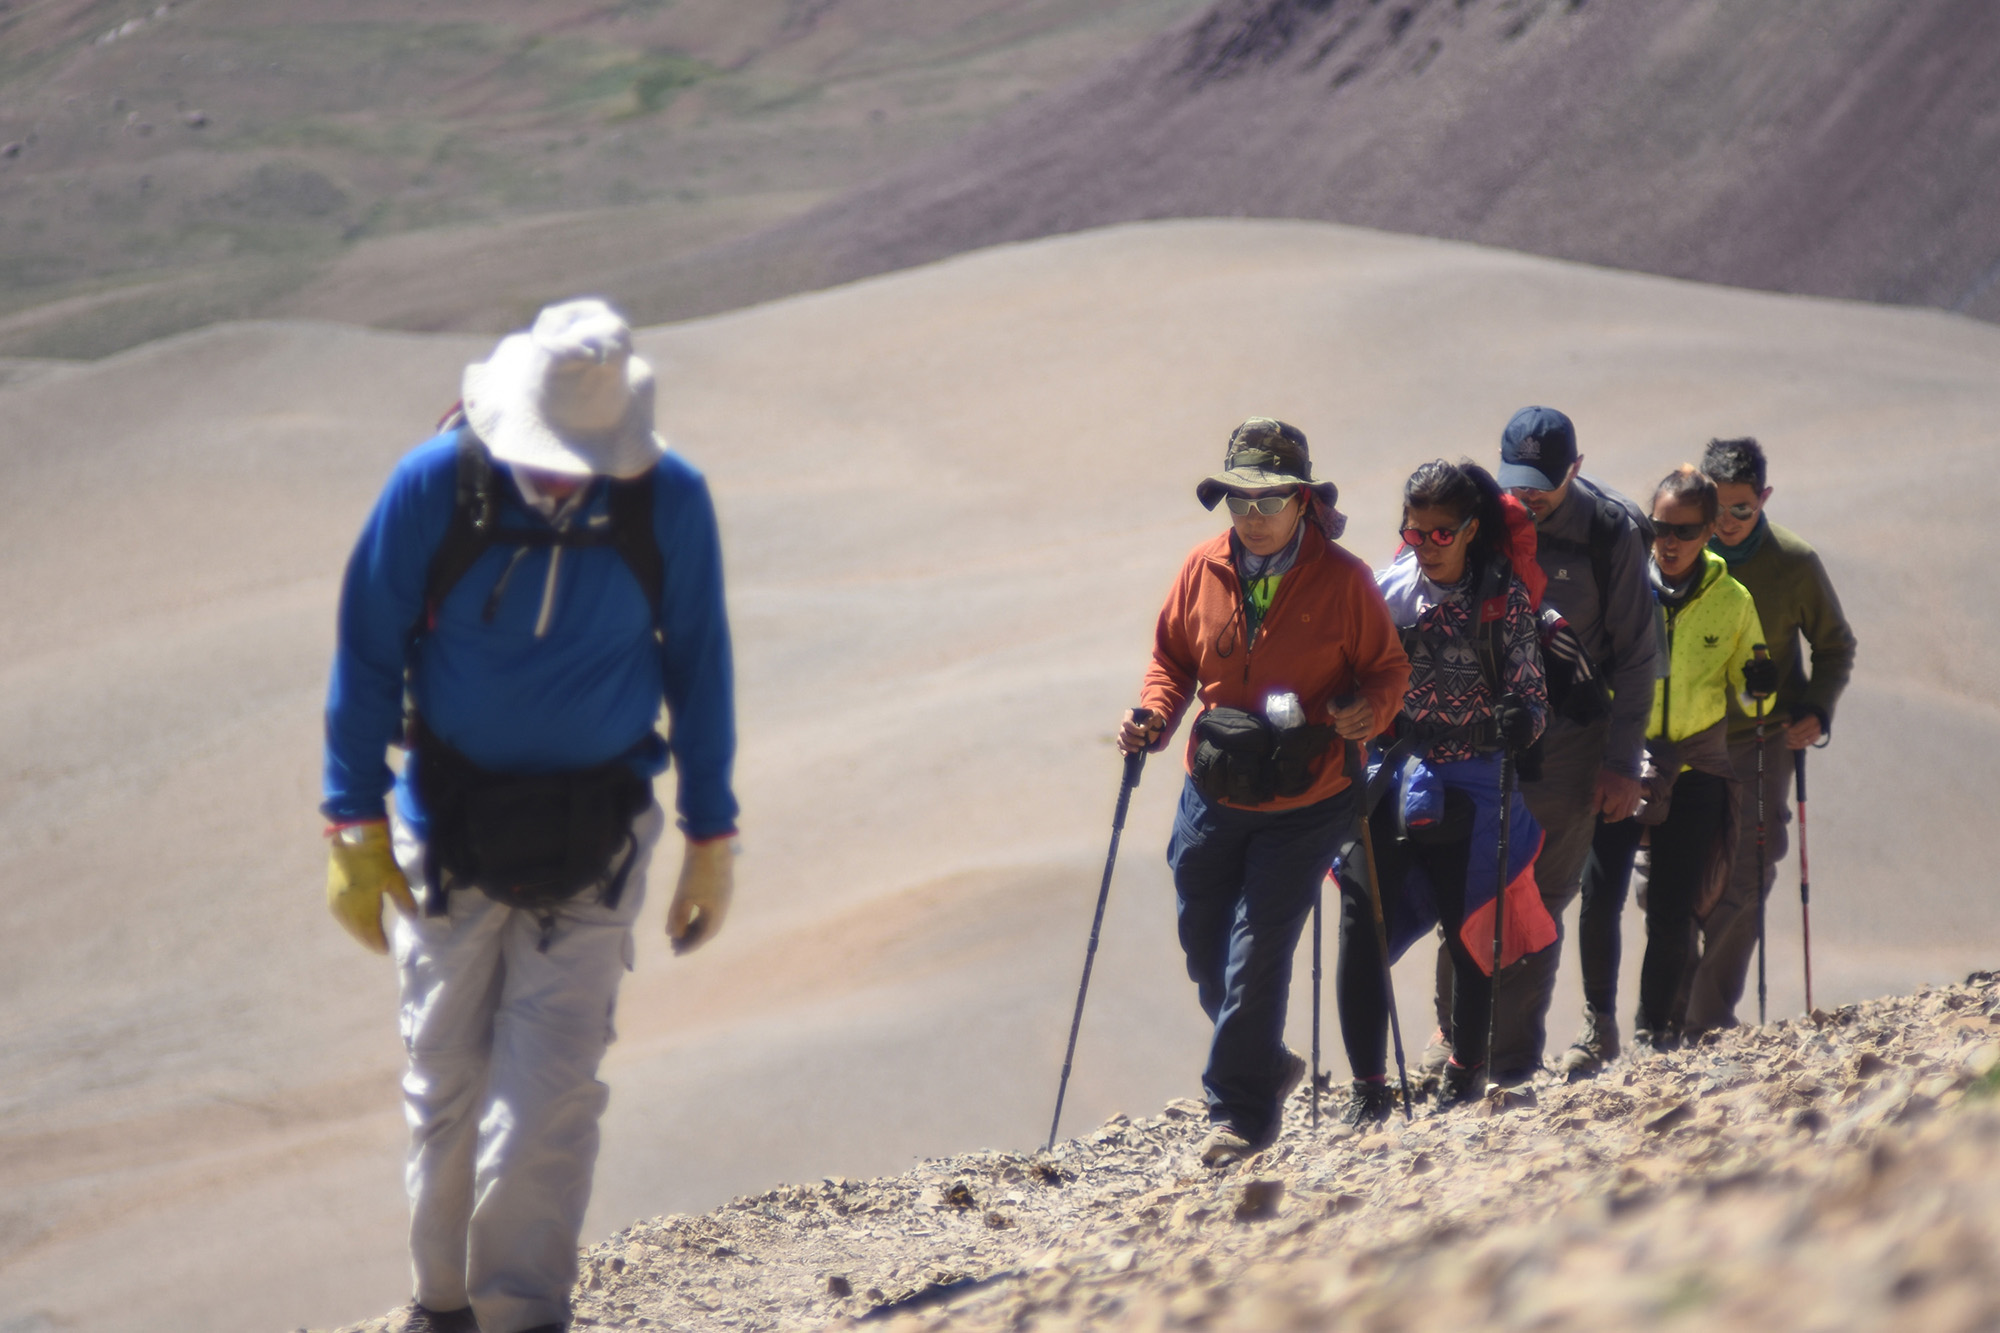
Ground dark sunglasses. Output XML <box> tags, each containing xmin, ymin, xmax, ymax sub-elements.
<box><xmin>1653</xmin><ymin>519</ymin><xmax>1710</xmax><ymax>542</ymax></box>
<box><xmin>1225</xmin><ymin>490</ymin><xmax>1298</xmax><ymax>516</ymax></box>
<box><xmin>1400</xmin><ymin>516</ymin><xmax>1473</xmax><ymax>548</ymax></box>
<box><xmin>1724</xmin><ymin>501</ymin><xmax>1759</xmax><ymax>521</ymax></box>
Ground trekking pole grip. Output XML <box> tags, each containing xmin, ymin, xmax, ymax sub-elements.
<box><xmin>1122</xmin><ymin>708</ymin><xmax>1152</xmax><ymax>789</ymax></box>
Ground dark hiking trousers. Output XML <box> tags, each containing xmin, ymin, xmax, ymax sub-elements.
<box><xmin>1168</xmin><ymin>775</ymin><xmax>1356</xmax><ymax>1146</ymax></box>
<box><xmin>1683</xmin><ymin>733</ymin><xmax>1791</xmax><ymax>1031</ymax></box>
<box><xmin>1339</xmin><ymin>801</ymin><xmax>1491</xmax><ymax>1080</ymax></box>
<box><xmin>1579</xmin><ymin>770</ymin><xmax>1730</xmax><ymax>1033</ymax></box>
<box><xmin>1578</xmin><ymin>815</ymin><xmax>1640</xmax><ymax>1016</ymax></box>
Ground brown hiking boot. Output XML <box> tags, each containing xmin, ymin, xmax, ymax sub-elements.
<box><xmin>1274</xmin><ymin>1047</ymin><xmax>1308</xmax><ymax>1109</ymax></box>
<box><xmin>1419</xmin><ymin>1027</ymin><xmax>1453</xmax><ymax>1077</ymax></box>
<box><xmin>1198</xmin><ymin>1123</ymin><xmax>1257</xmax><ymax>1167</ymax></box>
<box><xmin>1560</xmin><ymin>1006</ymin><xmax>1620</xmax><ymax>1079</ymax></box>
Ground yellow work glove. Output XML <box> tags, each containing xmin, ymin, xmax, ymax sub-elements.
<box><xmin>667</xmin><ymin>835</ymin><xmax>736</xmax><ymax>955</ymax></box>
<box><xmin>326</xmin><ymin>820</ymin><xmax>418</xmax><ymax>954</ymax></box>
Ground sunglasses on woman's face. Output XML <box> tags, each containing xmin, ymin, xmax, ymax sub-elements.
<box><xmin>1225</xmin><ymin>490</ymin><xmax>1297</xmax><ymax>516</ymax></box>
<box><xmin>1653</xmin><ymin>519</ymin><xmax>1710</xmax><ymax>543</ymax></box>
<box><xmin>1400</xmin><ymin>516</ymin><xmax>1473</xmax><ymax>548</ymax></box>
<box><xmin>1724</xmin><ymin>501</ymin><xmax>1759</xmax><ymax>521</ymax></box>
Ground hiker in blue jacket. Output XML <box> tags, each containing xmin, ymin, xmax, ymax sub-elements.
<box><xmin>320</xmin><ymin>299</ymin><xmax>738</xmax><ymax>1333</ymax></box>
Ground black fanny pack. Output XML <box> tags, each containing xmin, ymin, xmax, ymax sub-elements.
<box><xmin>413</xmin><ymin>721</ymin><xmax>653</xmax><ymax>914</ymax></box>
<box><xmin>1191</xmin><ymin>707</ymin><xmax>1336</xmax><ymax>806</ymax></box>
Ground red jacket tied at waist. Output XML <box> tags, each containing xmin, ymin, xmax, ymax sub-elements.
<box><xmin>1139</xmin><ymin>526</ymin><xmax>1411</xmax><ymax>810</ymax></box>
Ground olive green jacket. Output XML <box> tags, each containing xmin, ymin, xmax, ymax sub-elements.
<box><xmin>1649</xmin><ymin>550</ymin><xmax>1765</xmax><ymax>744</ymax></box>
<box><xmin>1710</xmin><ymin>517</ymin><xmax>1857</xmax><ymax>739</ymax></box>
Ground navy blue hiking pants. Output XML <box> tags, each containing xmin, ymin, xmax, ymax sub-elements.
<box><xmin>1167</xmin><ymin>775</ymin><xmax>1357</xmax><ymax>1145</ymax></box>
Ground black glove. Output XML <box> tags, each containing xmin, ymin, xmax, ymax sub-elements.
<box><xmin>1515</xmin><ymin>736</ymin><xmax>1544</xmax><ymax>783</ymax></box>
<box><xmin>1742</xmin><ymin>656</ymin><xmax>1779</xmax><ymax>700</ymax></box>
<box><xmin>1495</xmin><ymin>693</ymin><xmax>1537</xmax><ymax>753</ymax></box>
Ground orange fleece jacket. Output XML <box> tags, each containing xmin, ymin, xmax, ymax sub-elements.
<box><xmin>1139</xmin><ymin>527</ymin><xmax>1411</xmax><ymax>811</ymax></box>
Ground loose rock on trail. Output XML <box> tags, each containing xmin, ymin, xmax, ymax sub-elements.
<box><xmin>322</xmin><ymin>976</ymin><xmax>2000</xmax><ymax>1333</ymax></box>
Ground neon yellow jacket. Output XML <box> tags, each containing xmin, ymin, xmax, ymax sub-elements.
<box><xmin>1650</xmin><ymin>549</ymin><xmax>1766</xmax><ymax>743</ymax></box>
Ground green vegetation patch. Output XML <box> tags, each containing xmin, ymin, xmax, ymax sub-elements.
<box><xmin>557</xmin><ymin>49</ymin><xmax>719</xmax><ymax>117</ymax></box>
<box><xmin>633</xmin><ymin>52</ymin><xmax>710</xmax><ymax>113</ymax></box>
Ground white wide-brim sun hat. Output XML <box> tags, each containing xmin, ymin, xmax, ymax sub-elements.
<box><xmin>462</xmin><ymin>298</ymin><xmax>667</xmax><ymax>480</ymax></box>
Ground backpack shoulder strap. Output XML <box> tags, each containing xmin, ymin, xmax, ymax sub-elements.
<box><xmin>605</xmin><ymin>469</ymin><xmax>664</xmax><ymax>618</ymax></box>
<box><xmin>1586</xmin><ymin>485</ymin><xmax>1654</xmax><ymax>603</ymax></box>
<box><xmin>415</xmin><ymin>430</ymin><xmax>500</xmax><ymax>640</ymax></box>
<box><xmin>415</xmin><ymin>434</ymin><xmax>666</xmax><ymax>639</ymax></box>
<box><xmin>1473</xmin><ymin>553</ymin><xmax>1511</xmax><ymax>698</ymax></box>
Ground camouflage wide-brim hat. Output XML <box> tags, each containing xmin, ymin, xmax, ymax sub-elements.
<box><xmin>1194</xmin><ymin>417</ymin><xmax>1339</xmax><ymax>512</ymax></box>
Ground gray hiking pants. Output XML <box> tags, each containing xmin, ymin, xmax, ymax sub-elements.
<box><xmin>1439</xmin><ymin>717</ymin><xmax>1607</xmax><ymax>1076</ymax></box>
<box><xmin>389</xmin><ymin>803</ymin><xmax>664</xmax><ymax>1333</ymax></box>
<box><xmin>1682</xmin><ymin>733</ymin><xmax>1793</xmax><ymax>1031</ymax></box>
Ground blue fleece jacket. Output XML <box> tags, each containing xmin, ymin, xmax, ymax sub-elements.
<box><xmin>321</xmin><ymin>429</ymin><xmax>739</xmax><ymax>840</ymax></box>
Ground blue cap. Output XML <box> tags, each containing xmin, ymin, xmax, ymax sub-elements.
<box><xmin>1497</xmin><ymin>406</ymin><xmax>1577</xmax><ymax>491</ymax></box>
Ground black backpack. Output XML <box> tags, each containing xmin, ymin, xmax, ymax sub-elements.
<box><xmin>1532</xmin><ymin>480</ymin><xmax>1654</xmax><ymax>628</ymax></box>
<box><xmin>415</xmin><ymin>426</ymin><xmax>664</xmax><ymax>640</ymax></box>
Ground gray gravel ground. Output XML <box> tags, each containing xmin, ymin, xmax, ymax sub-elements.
<box><xmin>324</xmin><ymin>973</ymin><xmax>2000</xmax><ymax>1333</ymax></box>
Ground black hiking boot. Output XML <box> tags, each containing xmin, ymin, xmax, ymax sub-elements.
<box><xmin>1433</xmin><ymin>1059</ymin><xmax>1487</xmax><ymax>1112</ymax></box>
<box><xmin>1561</xmin><ymin>1006</ymin><xmax>1620</xmax><ymax>1079</ymax></box>
<box><xmin>1338</xmin><ymin>1079</ymin><xmax>1396</xmax><ymax>1128</ymax></box>
<box><xmin>1632</xmin><ymin>1024</ymin><xmax>1681</xmax><ymax>1055</ymax></box>
<box><xmin>399</xmin><ymin>1303</ymin><xmax>478</xmax><ymax>1333</ymax></box>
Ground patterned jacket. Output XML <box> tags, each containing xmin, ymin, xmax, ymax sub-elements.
<box><xmin>1375</xmin><ymin>549</ymin><xmax>1548</xmax><ymax>764</ymax></box>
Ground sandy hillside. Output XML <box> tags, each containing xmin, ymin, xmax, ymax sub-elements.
<box><xmin>2</xmin><ymin>218</ymin><xmax>1997</xmax><ymax>1333</ymax></box>
<box><xmin>654</xmin><ymin>0</ymin><xmax>2000</xmax><ymax>325</ymax></box>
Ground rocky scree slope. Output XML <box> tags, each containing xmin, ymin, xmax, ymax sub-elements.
<box><xmin>325</xmin><ymin>975</ymin><xmax>2000</xmax><ymax>1333</ymax></box>
<box><xmin>659</xmin><ymin>0</ymin><xmax>2000</xmax><ymax>326</ymax></box>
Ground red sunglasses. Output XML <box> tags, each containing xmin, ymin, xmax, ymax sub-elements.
<box><xmin>1400</xmin><ymin>516</ymin><xmax>1472</xmax><ymax>548</ymax></box>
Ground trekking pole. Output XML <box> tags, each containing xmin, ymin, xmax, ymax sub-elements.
<box><xmin>1047</xmin><ymin>709</ymin><xmax>1150</xmax><ymax>1151</ymax></box>
<box><xmin>1752</xmin><ymin>645</ymin><xmax>1771</xmax><ymax>1027</ymax></box>
<box><xmin>1344</xmin><ymin>732</ymin><xmax>1413</xmax><ymax>1121</ymax></box>
<box><xmin>1795</xmin><ymin>748</ymin><xmax>1814</xmax><ymax>1014</ymax></box>
<box><xmin>1487</xmin><ymin>746</ymin><xmax>1514</xmax><ymax>1096</ymax></box>
<box><xmin>1311</xmin><ymin>878</ymin><xmax>1323</xmax><ymax>1129</ymax></box>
